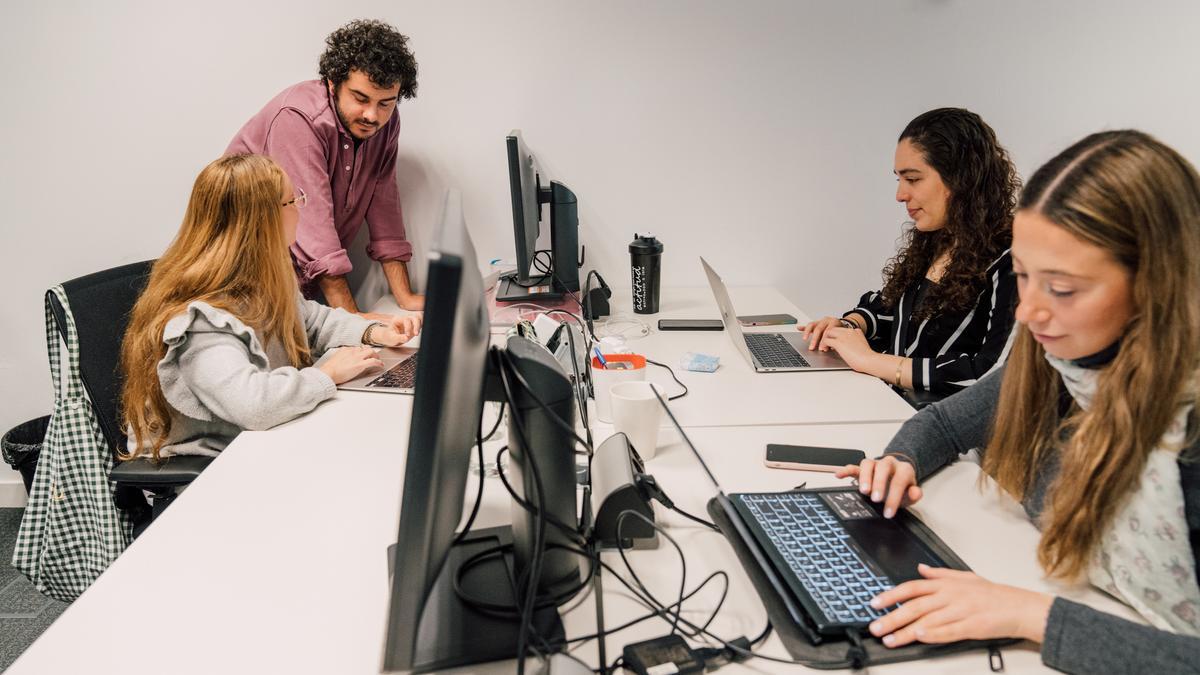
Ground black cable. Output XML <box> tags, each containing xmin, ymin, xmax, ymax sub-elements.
<box><xmin>558</xmin><ymin>571</ymin><xmax>729</xmax><ymax>646</ymax></box>
<box><xmin>509</xmin><ymin>249</ymin><xmax>555</xmax><ymax>288</ymax></box>
<box><xmin>481</xmin><ymin>401</ymin><xmax>506</xmax><ymax>442</ymax></box>
<box><xmin>644</xmin><ymin>358</ymin><xmax>688</xmax><ymax>401</ymax></box>
<box><xmin>499</xmin><ymin>348</ymin><xmax>594</xmax><ymax>456</ymax></box>
<box><xmin>451</xmin><ymin>400</ymin><xmax>504</xmax><ymax>548</ymax></box>
<box><xmin>696</xmin><ymin>566</ymin><xmax>731</xmax><ymax>636</ymax></box>
<box><xmin>634</xmin><ymin>474</ymin><xmax>720</xmax><ymax>533</ymax></box>
<box><xmin>451</xmin><ymin>541</ymin><xmax>596</xmax><ymax>614</ymax></box>
<box><xmin>609</xmin><ymin>564</ymin><xmax>853</xmax><ymax>668</ymax></box>
<box><xmin>494</xmin><ymin>446</ymin><xmax>587</xmax><ymax>544</ymax></box>
<box><xmin>671</xmin><ymin>505</ymin><xmax>720</xmax><ymax>532</ymax></box>
<box><xmin>494</xmin><ymin>349</ymin><xmax>549</xmax><ymax>674</ymax></box>
<box><xmin>750</xmin><ymin>621</ymin><xmax>773</xmax><ymax>646</ymax></box>
<box><xmin>597</xmin><ymin>512</ymin><xmax>856</xmax><ymax>669</ymax></box>
<box><xmin>539</xmin><ymin>546</ymin><xmax>729</xmax><ymax>649</ymax></box>
<box><xmin>616</xmin><ymin>510</ymin><xmax>686</xmax><ymax>637</ymax></box>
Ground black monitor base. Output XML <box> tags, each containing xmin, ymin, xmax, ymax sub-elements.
<box><xmin>496</xmin><ymin>271</ymin><xmax>564</xmax><ymax>302</ymax></box>
<box><xmin>385</xmin><ymin>526</ymin><xmax>566</xmax><ymax>673</ymax></box>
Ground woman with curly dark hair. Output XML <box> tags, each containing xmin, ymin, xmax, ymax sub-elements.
<box><xmin>801</xmin><ymin>108</ymin><xmax>1021</xmax><ymax>395</ymax></box>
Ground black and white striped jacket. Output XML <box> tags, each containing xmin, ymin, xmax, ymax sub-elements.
<box><xmin>847</xmin><ymin>250</ymin><xmax>1017</xmax><ymax>394</ymax></box>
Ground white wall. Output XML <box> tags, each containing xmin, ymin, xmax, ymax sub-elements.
<box><xmin>2</xmin><ymin>0</ymin><xmax>1198</xmax><ymax>443</ymax></box>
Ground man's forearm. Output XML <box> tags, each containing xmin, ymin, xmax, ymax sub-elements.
<box><xmin>316</xmin><ymin>274</ymin><xmax>360</xmax><ymax>313</ymax></box>
<box><xmin>382</xmin><ymin>260</ymin><xmax>419</xmax><ymax>303</ymax></box>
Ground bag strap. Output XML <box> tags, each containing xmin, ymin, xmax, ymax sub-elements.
<box><xmin>44</xmin><ymin>285</ymin><xmax>84</xmax><ymax>400</ymax></box>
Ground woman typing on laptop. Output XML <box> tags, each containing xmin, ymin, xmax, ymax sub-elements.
<box><xmin>842</xmin><ymin>131</ymin><xmax>1200</xmax><ymax>673</ymax></box>
<box><xmin>120</xmin><ymin>155</ymin><xmax>421</xmax><ymax>459</ymax></box>
<box><xmin>801</xmin><ymin>108</ymin><xmax>1020</xmax><ymax>395</ymax></box>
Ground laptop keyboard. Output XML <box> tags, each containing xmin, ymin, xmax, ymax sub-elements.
<box><xmin>366</xmin><ymin>355</ymin><xmax>418</xmax><ymax>389</ymax></box>
<box><xmin>736</xmin><ymin>492</ymin><xmax>895</xmax><ymax>627</ymax></box>
<box><xmin>744</xmin><ymin>333</ymin><xmax>810</xmax><ymax>368</ymax></box>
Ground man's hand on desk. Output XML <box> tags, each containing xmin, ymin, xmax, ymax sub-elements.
<box><xmin>867</xmin><ymin>564</ymin><xmax>1054</xmax><ymax>647</ymax></box>
<box><xmin>362</xmin><ymin>313</ymin><xmax>424</xmax><ymax>346</ymax></box>
<box><xmin>393</xmin><ymin>292</ymin><xmax>425</xmax><ymax>311</ymax></box>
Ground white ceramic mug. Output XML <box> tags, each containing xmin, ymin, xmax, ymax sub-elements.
<box><xmin>609</xmin><ymin>381</ymin><xmax>665</xmax><ymax>460</ymax></box>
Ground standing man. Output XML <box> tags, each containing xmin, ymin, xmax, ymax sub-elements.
<box><xmin>227</xmin><ymin>19</ymin><xmax>424</xmax><ymax>313</ymax></box>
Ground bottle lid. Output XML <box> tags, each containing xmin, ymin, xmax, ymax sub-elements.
<box><xmin>629</xmin><ymin>233</ymin><xmax>664</xmax><ymax>255</ymax></box>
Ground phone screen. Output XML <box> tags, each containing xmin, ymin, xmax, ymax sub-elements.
<box><xmin>764</xmin><ymin>444</ymin><xmax>866</xmax><ymax>469</ymax></box>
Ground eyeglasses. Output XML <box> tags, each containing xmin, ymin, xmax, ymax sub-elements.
<box><xmin>282</xmin><ymin>187</ymin><xmax>307</xmax><ymax>209</ymax></box>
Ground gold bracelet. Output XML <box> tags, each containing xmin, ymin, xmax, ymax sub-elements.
<box><xmin>363</xmin><ymin>322</ymin><xmax>384</xmax><ymax>347</ymax></box>
<box><xmin>894</xmin><ymin>357</ymin><xmax>904</xmax><ymax>388</ymax></box>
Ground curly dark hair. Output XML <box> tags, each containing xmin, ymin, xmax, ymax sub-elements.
<box><xmin>879</xmin><ymin>108</ymin><xmax>1020</xmax><ymax>320</ymax></box>
<box><xmin>318</xmin><ymin>19</ymin><xmax>418</xmax><ymax>99</ymax></box>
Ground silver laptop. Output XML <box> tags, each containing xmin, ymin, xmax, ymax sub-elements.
<box><xmin>700</xmin><ymin>257</ymin><xmax>850</xmax><ymax>372</ymax></box>
<box><xmin>331</xmin><ymin>346</ymin><xmax>420</xmax><ymax>395</ymax></box>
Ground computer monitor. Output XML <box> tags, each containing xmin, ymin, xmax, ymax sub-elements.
<box><xmin>382</xmin><ymin>189</ymin><xmax>491</xmax><ymax>671</ymax></box>
<box><xmin>496</xmin><ymin>130</ymin><xmax>581</xmax><ymax>302</ymax></box>
<box><xmin>382</xmin><ymin>189</ymin><xmax>579</xmax><ymax>673</ymax></box>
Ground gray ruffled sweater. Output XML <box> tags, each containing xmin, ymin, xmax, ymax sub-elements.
<box><xmin>132</xmin><ymin>294</ymin><xmax>373</xmax><ymax>458</ymax></box>
<box><xmin>885</xmin><ymin>366</ymin><xmax>1200</xmax><ymax>673</ymax></box>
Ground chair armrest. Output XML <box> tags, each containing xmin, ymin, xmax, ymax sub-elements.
<box><xmin>111</xmin><ymin>456</ymin><xmax>214</xmax><ymax>489</ymax></box>
<box><xmin>893</xmin><ymin>386</ymin><xmax>948</xmax><ymax>411</ymax></box>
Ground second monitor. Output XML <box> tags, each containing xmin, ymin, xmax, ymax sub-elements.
<box><xmin>496</xmin><ymin>130</ymin><xmax>581</xmax><ymax>302</ymax></box>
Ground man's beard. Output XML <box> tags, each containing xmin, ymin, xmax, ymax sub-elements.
<box><xmin>335</xmin><ymin>102</ymin><xmax>379</xmax><ymax>140</ymax></box>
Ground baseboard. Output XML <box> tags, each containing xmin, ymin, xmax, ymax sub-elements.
<box><xmin>0</xmin><ymin>466</ymin><xmax>27</xmax><ymax>508</ymax></box>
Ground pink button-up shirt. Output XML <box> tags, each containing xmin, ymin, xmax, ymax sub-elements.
<box><xmin>226</xmin><ymin>80</ymin><xmax>412</xmax><ymax>284</ymax></box>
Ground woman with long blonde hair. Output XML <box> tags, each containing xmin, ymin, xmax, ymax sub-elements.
<box><xmin>839</xmin><ymin>130</ymin><xmax>1200</xmax><ymax>672</ymax></box>
<box><xmin>122</xmin><ymin>154</ymin><xmax>420</xmax><ymax>460</ymax></box>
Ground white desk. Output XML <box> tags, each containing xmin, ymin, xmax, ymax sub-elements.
<box><xmin>606</xmin><ymin>425</ymin><xmax>1145</xmax><ymax>674</ymax></box>
<box><xmin>461</xmin><ymin>285</ymin><xmax>915</xmax><ymax>428</ymax></box>
<box><xmin>8</xmin><ymin>289</ymin><xmax>1140</xmax><ymax>674</ymax></box>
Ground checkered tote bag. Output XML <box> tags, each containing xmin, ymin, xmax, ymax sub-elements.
<box><xmin>12</xmin><ymin>285</ymin><xmax>132</xmax><ymax>601</ymax></box>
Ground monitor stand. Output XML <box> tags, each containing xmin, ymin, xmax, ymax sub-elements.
<box><xmin>496</xmin><ymin>271</ymin><xmax>564</xmax><ymax>302</ymax></box>
<box><xmin>385</xmin><ymin>525</ymin><xmax>566</xmax><ymax>673</ymax></box>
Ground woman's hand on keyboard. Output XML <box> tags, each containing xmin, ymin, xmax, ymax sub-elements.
<box><xmin>318</xmin><ymin>346</ymin><xmax>385</xmax><ymax>384</ymax></box>
<box><xmin>799</xmin><ymin>316</ymin><xmax>844</xmax><ymax>351</ymax></box>
<box><xmin>866</xmin><ymin>564</ymin><xmax>1053</xmax><ymax>647</ymax></box>
<box><xmin>836</xmin><ymin>455</ymin><xmax>921</xmax><ymax>518</ymax></box>
<box><xmin>373</xmin><ymin>314</ymin><xmax>423</xmax><ymax>347</ymax></box>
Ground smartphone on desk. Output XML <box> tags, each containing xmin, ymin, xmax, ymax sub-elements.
<box><xmin>764</xmin><ymin>444</ymin><xmax>866</xmax><ymax>472</ymax></box>
<box><xmin>658</xmin><ymin>319</ymin><xmax>724</xmax><ymax>331</ymax></box>
<box><xmin>738</xmin><ymin>313</ymin><xmax>798</xmax><ymax>327</ymax></box>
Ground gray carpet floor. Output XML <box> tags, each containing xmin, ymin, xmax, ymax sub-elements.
<box><xmin>0</xmin><ymin>508</ymin><xmax>68</xmax><ymax>672</ymax></box>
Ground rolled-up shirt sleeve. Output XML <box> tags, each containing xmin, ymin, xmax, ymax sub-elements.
<box><xmin>364</xmin><ymin>121</ymin><xmax>412</xmax><ymax>262</ymax></box>
<box><xmin>263</xmin><ymin>109</ymin><xmax>353</xmax><ymax>282</ymax></box>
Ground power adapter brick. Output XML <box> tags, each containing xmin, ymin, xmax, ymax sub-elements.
<box><xmin>621</xmin><ymin>635</ymin><xmax>704</xmax><ymax>675</ymax></box>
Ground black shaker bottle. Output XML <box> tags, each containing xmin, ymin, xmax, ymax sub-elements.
<box><xmin>629</xmin><ymin>234</ymin><xmax>663</xmax><ymax>314</ymax></box>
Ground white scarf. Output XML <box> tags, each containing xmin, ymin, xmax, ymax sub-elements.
<box><xmin>1045</xmin><ymin>353</ymin><xmax>1200</xmax><ymax>635</ymax></box>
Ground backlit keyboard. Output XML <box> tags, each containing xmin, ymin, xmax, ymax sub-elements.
<box><xmin>735</xmin><ymin>492</ymin><xmax>895</xmax><ymax>627</ymax></box>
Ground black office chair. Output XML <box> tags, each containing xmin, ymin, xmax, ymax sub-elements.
<box><xmin>894</xmin><ymin>386</ymin><xmax>947</xmax><ymax>411</ymax></box>
<box><xmin>47</xmin><ymin>260</ymin><xmax>212</xmax><ymax>537</ymax></box>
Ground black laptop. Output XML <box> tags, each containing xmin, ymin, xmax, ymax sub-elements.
<box><xmin>650</xmin><ymin>389</ymin><xmax>971</xmax><ymax>647</ymax></box>
<box><xmin>719</xmin><ymin>487</ymin><xmax>969</xmax><ymax>642</ymax></box>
